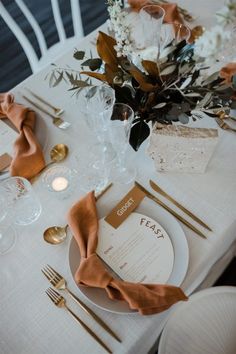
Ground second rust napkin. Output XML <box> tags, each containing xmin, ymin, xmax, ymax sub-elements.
<box><xmin>68</xmin><ymin>191</ymin><xmax>188</xmax><ymax>315</ymax></box>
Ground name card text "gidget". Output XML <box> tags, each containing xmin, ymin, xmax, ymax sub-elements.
<box><xmin>105</xmin><ymin>185</ymin><xmax>146</xmax><ymax>229</ymax></box>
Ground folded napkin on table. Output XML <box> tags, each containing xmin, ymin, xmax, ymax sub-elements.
<box><xmin>0</xmin><ymin>93</ymin><xmax>45</xmax><ymax>179</ymax></box>
<box><xmin>128</xmin><ymin>0</ymin><xmax>184</xmax><ymax>24</ymax></box>
<box><xmin>220</xmin><ymin>63</ymin><xmax>236</xmax><ymax>86</ymax></box>
<box><xmin>68</xmin><ymin>191</ymin><xmax>187</xmax><ymax>315</ymax></box>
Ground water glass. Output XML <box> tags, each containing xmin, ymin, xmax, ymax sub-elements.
<box><xmin>110</xmin><ymin>103</ymin><xmax>136</xmax><ymax>184</ymax></box>
<box><xmin>0</xmin><ymin>193</ymin><xmax>16</xmax><ymax>255</ymax></box>
<box><xmin>1</xmin><ymin>177</ymin><xmax>41</xmax><ymax>225</ymax></box>
<box><xmin>79</xmin><ymin>84</ymin><xmax>116</xmax><ymax>162</ymax></box>
<box><xmin>139</xmin><ymin>5</ymin><xmax>165</xmax><ymax>54</ymax></box>
<box><xmin>160</xmin><ymin>23</ymin><xmax>191</xmax><ymax>49</ymax></box>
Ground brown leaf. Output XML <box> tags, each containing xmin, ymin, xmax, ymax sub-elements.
<box><xmin>129</xmin><ymin>70</ymin><xmax>158</xmax><ymax>92</ymax></box>
<box><xmin>96</xmin><ymin>31</ymin><xmax>118</xmax><ymax>72</ymax></box>
<box><xmin>104</xmin><ymin>64</ymin><xmax>116</xmax><ymax>85</ymax></box>
<box><xmin>142</xmin><ymin>60</ymin><xmax>159</xmax><ymax>78</ymax></box>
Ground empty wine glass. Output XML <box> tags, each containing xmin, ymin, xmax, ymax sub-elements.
<box><xmin>79</xmin><ymin>84</ymin><xmax>116</xmax><ymax>162</ymax></box>
<box><xmin>161</xmin><ymin>22</ymin><xmax>191</xmax><ymax>49</ymax></box>
<box><xmin>110</xmin><ymin>103</ymin><xmax>136</xmax><ymax>184</ymax></box>
<box><xmin>0</xmin><ymin>192</ymin><xmax>17</xmax><ymax>255</ymax></box>
<box><xmin>139</xmin><ymin>5</ymin><xmax>165</xmax><ymax>55</ymax></box>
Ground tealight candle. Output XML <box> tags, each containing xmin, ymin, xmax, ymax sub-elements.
<box><xmin>51</xmin><ymin>176</ymin><xmax>69</xmax><ymax>192</ymax></box>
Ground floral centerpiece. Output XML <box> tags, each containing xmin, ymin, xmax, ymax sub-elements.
<box><xmin>48</xmin><ymin>0</ymin><xmax>236</xmax><ymax>151</ymax></box>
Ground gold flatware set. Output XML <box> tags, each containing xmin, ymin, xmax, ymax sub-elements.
<box><xmin>22</xmin><ymin>94</ymin><xmax>70</xmax><ymax>130</ymax></box>
<box><xmin>135</xmin><ymin>181</ymin><xmax>211</xmax><ymax>239</ymax></box>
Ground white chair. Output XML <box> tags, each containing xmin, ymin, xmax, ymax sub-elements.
<box><xmin>0</xmin><ymin>0</ymin><xmax>84</xmax><ymax>73</ymax></box>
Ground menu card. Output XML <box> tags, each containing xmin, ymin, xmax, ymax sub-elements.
<box><xmin>0</xmin><ymin>120</ymin><xmax>17</xmax><ymax>171</ymax></box>
<box><xmin>97</xmin><ymin>212</ymin><xmax>174</xmax><ymax>284</ymax></box>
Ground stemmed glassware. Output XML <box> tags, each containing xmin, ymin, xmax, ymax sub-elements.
<box><xmin>0</xmin><ymin>192</ymin><xmax>16</xmax><ymax>255</ymax></box>
<box><xmin>110</xmin><ymin>103</ymin><xmax>136</xmax><ymax>184</ymax></box>
<box><xmin>79</xmin><ymin>84</ymin><xmax>116</xmax><ymax>162</ymax></box>
<box><xmin>139</xmin><ymin>5</ymin><xmax>165</xmax><ymax>56</ymax></box>
<box><xmin>160</xmin><ymin>23</ymin><xmax>191</xmax><ymax>50</ymax></box>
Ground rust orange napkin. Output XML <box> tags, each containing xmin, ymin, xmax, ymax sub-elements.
<box><xmin>0</xmin><ymin>93</ymin><xmax>45</xmax><ymax>179</ymax></box>
<box><xmin>128</xmin><ymin>0</ymin><xmax>184</xmax><ymax>24</ymax></box>
<box><xmin>68</xmin><ymin>191</ymin><xmax>188</xmax><ymax>315</ymax></box>
<box><xmin>220</xmin><ymin>63</ymin><xmax>236</xmax><ymax>86</ymax></box>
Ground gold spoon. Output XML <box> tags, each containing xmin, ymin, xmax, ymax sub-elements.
<box><xmin>31</xmin><ymin>144</ymin><xmax>69</xmax><ymax>183</ymax></box>
<box><xmin>43</xmin><ymin>183</ymin><xmax>113</xmax><ymax>245</ymax></box>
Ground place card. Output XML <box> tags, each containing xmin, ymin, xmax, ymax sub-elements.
<box><xmin>105</xmin><ymin>185</ymin><xmax>146</xmax><ymax>229</ymax></box>
<box><xmin>97</xmin><ymin>212</ymin><xmax>174</xmax><ymax>284</ymax></box>
<box><xmin>0</xmin><ymin>120</ymin><xmax>17</xmax><ymax>169</ymax></box>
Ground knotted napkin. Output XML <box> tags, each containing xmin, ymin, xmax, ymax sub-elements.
<box><xmin>220</xmin><ymin>63</ymin><xmax>236</xmax><ymax>86</ymax></box>
<box><xmin>68</xmin><ymin>191</ymin><xmax>188</xmax><ymax>315</ymax></box>
<box><xmin>128</xmin><ymin>0</ymin><xmax>184</xmax><ymax>24</ymax></box>
<box><xmin>0</xmin><ymin>93</ymin><xmax>45</xmax><ymax>179</ymax></box>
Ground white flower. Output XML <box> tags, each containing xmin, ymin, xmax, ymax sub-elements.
<box><xmin>216</xmin><ymin>0</ymin><xmax>236</xmax><ymax>26</ymax></box>
<box><xmin>194</xmin><ymin>26</ymin><xmax>231</xmax><ymax>64</ymax></box>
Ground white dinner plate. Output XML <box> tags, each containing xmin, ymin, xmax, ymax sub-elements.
<box><xmin>0</xmin><ymin>116</ymin><xmax>48</xmax><ymax>180</ymax></box>
<box><xmin>159</xmin><ymin>286</ymin><xmax>236</xmax><ymax>354</ymax></box>
<box><xmin>68</xmin><ymin>196</ymin><xmax>189</xmax><ymax>314</ymax></box>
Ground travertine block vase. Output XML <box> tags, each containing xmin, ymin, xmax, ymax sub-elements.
<box><xmin>147</xmin><ymin>123</ymin><xmax>219</xmax><ymax>173</ymax></box>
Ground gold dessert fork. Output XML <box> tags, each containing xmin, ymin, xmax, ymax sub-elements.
<box><xmin>46</xmin><ymin>287</ymin><xmax>112</xmax><ymax>354</ymax></box>
<box><xmin>22</xmin><ymin>95</ymin><xmax>71</xmax><ymax>130</ymax></box>
<box><xmin>42</xmin><ymin>265</ymin><xmax>121</xmax><ymax>343</ymax></box>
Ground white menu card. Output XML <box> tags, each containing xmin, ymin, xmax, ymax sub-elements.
<box><xmin>97</xmin><ymin>212</ymin><xmax>174</xmax><ymax>284</ymax></box>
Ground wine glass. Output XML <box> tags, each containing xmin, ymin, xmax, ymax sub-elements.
<box><xmin>79</xmin><ymin>84</ymin><xmax>116</xmax><ymax>162</ymax></box>
<box><xmin>0</xmin><ymin>192</ymin><xmax>17</xmax><ymax>255</ymax></box>
<box><xmin>139</xmin><ymin>5</ymin><xmax>165</xmax><ymax>55</ymax></box>
<box><xmin>110</xmin><ymin>103</ymin><xmax>136</xmax><ymax>184</ymax></box>
<box><xmin>161</xmin><ymin>23</ymin><xmax>191</xmax><ymax>49</ymax></box>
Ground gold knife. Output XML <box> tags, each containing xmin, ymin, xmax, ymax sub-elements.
<box><xmin>149</xmin><ymin>180</ymin><xmax>212</xmax><ymax>231</ymax></box>
<box><xmin>135</xmin><ymin>181</ymin><xmax>207</xmax><ymax>239</ymax></box>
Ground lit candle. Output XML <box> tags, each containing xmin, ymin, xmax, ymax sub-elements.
<box><xmin>51</xmin><ymin>177</ymin><xmax>69</xmax><ymax>192</ymax></box>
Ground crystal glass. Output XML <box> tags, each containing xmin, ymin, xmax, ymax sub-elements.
<box><xmin>110</xmin><ymin>103</ymin><xmax>136</xmax><ymax>184</ymax></box>
<box><xmin>161</xmin><ymin>23</ymin><xmax>191</xmax><ymax>49</ymax></box>
<box><xmin>1</xmin><ymin>177</ymin><xmax>41</xmax><ymax>225</ymax></box>
<box><xmin>0</xmin><ymin>192</ymin><xmax>17</xmax><ymax>255</ymax></box>
<box><xmin>42</xmin><ymin>165</ymin><xmax>78</xmax><ymax>199</ymax></box>
<box><xmin>79</xmin><ymin>84</ymin><xmax>116</xmax><ymax>162</ymax></box>
<box><xmin>139</xmin><ymin>5</ymin><xmax>165</xmax><ymax>55</ymax></box>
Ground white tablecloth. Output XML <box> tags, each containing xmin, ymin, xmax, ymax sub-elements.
<box><xmin>1</xmin><ymin>1</ymin><xmax>235</xmax><ymax>353</ymax></box>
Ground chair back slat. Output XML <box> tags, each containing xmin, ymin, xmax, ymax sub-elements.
<box><xmin>51</xmin><ymin>0</ymin><xmax>66</xmax><ymax>42</ymax></box>
<box><xmin>0</xmin><ymin>2</ymin><xmax>39</xmax><ymax>72</ymax></box>
<box><xmin>15</xmin><ymin>0</ymin><xmax>47</xmax><ymax>56</ymax></box>
<box><xmin>71</xmin><ymin>0</ymin><xmax>84</xmax><ymax>38</ymax></box>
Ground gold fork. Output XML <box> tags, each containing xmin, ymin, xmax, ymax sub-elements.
<box><xmin>25</xmin><ymin>88</ymin><xmax>64</xmax><ymax>116</ymax></box>
<box><xmin>42</xmin><ymin>265</ymin><xmax>121</xmax><ymax>343</ymax></box>
<box><xmin>46</xmin><ymin>287</ymin><xmax>112</xmax><ymax>354</ymax></box>
<box><xmin>22</xmin><ymin>96</ymin><xmax>71</xmax><ymax>130</ymax></box>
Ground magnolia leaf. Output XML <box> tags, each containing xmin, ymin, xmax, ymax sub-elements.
<box><xmin>130</xmin><ymin>70</ymin><xmax>158</xmax><ymax>92</ymax></box>
<box><xmin>129</xmin><ymin>121</ymin><xmax>150</xmax><ymax>151</ymax></box>
<box><xmin>160</xmin><ymin>64</ymin><xmax>176</xmax><ymax>76</ymax></box>
<box><xmin>81</xmin><ymin>58</ymin><xmax>102</xmax><ymax>71</ymax></box>
<box><xmin>73</xmin><ymin>50</ymin><xmax>85</xmax><ymax>60</ymax></box>
<box><xmin>191</xmin><ymin>110</ymin><xmax>212</xmax><ymax>120</ymax></box>
<box><xmin>80</xmin><ymin>71</ymin><xmax>107</xmax><ymax>82</ymax></box>
<box><xmin>96</xmin><ymin>31</ymin><xmax>118</xmax><ymax>72</ymax></box>
<box><xmin>178</xmin><ymin>113</ymin><xmax>189</xmax><ymax>124</ymax></box>
<box><xmin>105</xmin><ymin>63</ymin><xmax>117</xmax><ymax>85</ymax></box>
<box><xmin>180</xmin><ymin>76</ymin><xmax>192</xmax><ymax>90</ymax></box>
<box><xmin>153</xmin><ymin>102</ymin><xmax>167</xmax><ymax>109</ymax></box>
<box><xmin>179</xmin><ymin>63</ymin><xmax>194</xmax><ymax>74</ymax></box>
<box><xmin>141</xmin><ymin>60</ymin><xmax>159</xmax><ymax>77</ymax></box>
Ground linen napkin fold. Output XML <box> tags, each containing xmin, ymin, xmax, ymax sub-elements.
<box><xmin>220</xmin><ymin>63</ymin><xmax>236</xmax><ymax>86</ymax></box>
<box><xmin>68</xmin><ymin>191</ymin><xmax>188</xmax><ymax>315</ymax></box>
<box><xmin>128</xmin><ymin>0</ymin><xmax>184</xmax><ymax>24</ymax></box>
<box><xmin>0</xmin><ymin>93</ymin><xmax>45</xmax><ymax>179</ymax></box>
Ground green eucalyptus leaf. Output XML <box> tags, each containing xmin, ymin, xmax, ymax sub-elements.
<box><xmin>81</xmin><ymin>58</ymin><xmax>103</xmax><ymax>71</ymax></box>
<box><xmin>178</xmin><ymin>113</ymin><xmax>189</xmax><ymax>124</ymax></box>
<box><xmin>73</xmin><ymin>50</ymin><xmax>85</xmax><ymax>60</ymax></box>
